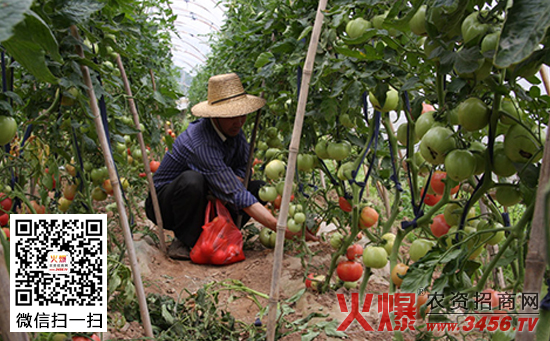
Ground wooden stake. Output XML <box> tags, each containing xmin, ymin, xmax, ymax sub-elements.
<box><xmin>517</xmin><ymin>65</ymin><xmax>550</xmax><ymax>341</ymax></box>
<box><xmin>266</xmin><ymin>1</ymin><xmax>327</xmax><ymax>340</ymax></box>
<box><xmin>117</xmin><ymin>56</ymin><xmax>167</xmax><ymax>255</ymax></box>
<box><xmin>69</xmin><ymin>26</ymin><xmax>154</xmax><ymax>338</ymax></box>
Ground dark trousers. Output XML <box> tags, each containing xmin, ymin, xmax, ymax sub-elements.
<box><xmin>145</xmin><ymin>170</ymin><xmax>265</xmax><ymax>248</ymax></box>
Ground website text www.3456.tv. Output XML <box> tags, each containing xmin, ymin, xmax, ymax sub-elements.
<box><xmin>336</xmin><ymin>291</ymin><xmax>540</xmax><ymax>333</ymax></box>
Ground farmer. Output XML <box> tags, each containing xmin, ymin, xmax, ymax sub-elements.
<box><xmin>145</xmin><ymin>73</ymin><xmax>317</xmax><ymax>259</ymax></box>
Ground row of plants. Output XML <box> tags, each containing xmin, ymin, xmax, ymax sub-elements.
<box><xmin>188</xmin><ymin>0</ymin><xmax>550</xmax><ymax>339</ymax></box>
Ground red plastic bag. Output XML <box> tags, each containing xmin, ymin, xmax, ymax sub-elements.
<box><xmin>190</xmin><ymin>199</ymin><xmax>246</xmax><ymax>265</ymax></box>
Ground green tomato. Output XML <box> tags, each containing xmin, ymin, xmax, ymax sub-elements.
<box><xmin>409</xmin><ymin>239</ymin><xmax>433</xmax><ymax>262</ymax></box>
<box><xmin>492</xmin><ymin>143</ymin><xmax>517</xmax><ymax>177</ymax></box>
<box><xmin>314</xmin><ymin>140</ymin><xmax>330</xmax><ymax>159</ymax></box>
<box><xmin>259</xmin><ymin>228</ymin><xmax>276</xmax><ymax>248</ymax></box>
<box><xmin>346</xmin><ymin>18</ymin><xmax>371</xmax><ymax>39</ymax></box>
<box><xmin>362</xmin><ymin>246</ymin><xmax>388</xmax><ymax>269</ymax></box>
<box><xmin>397</xmin><ymin>123</ymin><xmax>419</xmax><ymax>146</ymax></box>
<box><xmin>340</xmin><ymin>114</ymin><xmax>355</xmax><ymax>128</ymax></box>
<box><xmin>469</xmin><ymin>141</ymin><xmax>486</xmax><ymax>175</ymax></box>
<box><xmin>495</xmin><ymin>184</ymin><xmax>522</xmax><ymax>207</ymax></box>
<box><xmin>444</xmin><ymin>149</ymin><xmax>476</xmax><ymax>182</ymax></box>
<box><xmin>409</xmin><ymin>5</ymin><xmax>427</xmax><ymax>35</ymax></box>
<box><xmin>0</xmin><ymin>116</ymin><xmax>17</xmax><ymax>145</ymax></box>
<box><xmin>415</xmin><ymin>110</ymin><xmax>441</xmax><ymax>139</ymax></box>
<box><xmin>369</xmin><ymin>87</ymin><xmax>399</xmax><ymax>113</ymax></box>
<box><xmin>381</xmin><ymin>233</ymin><xmax>396</xmax><ymax>255</ymax></box>
<box><xmin>330</xmin><ymin>232</ymin><xmax>344</xmax><ymax>249</ymax></box>
<box><xmin>257</xmin><ymin>141</ymin><xmax>268</xmax><ymax>151</ymax></box>
<box><xmin>287</xmin><ymin>218</ymin><xmax>302</xmax><ymax>233</ymax></box>
<box><xmin>115</xmin><ymin>142</ymin><xmax>126</xmax><ymax>154</ymax></box>
<box><xmin>337</xmin><ymin>161</ymin><xmax>355</xmax><ymax>181</ymax></box>
<box><xmin>264</xmin><ymin>148</ymin><xmax>281</xmax><ymax>160</ymax></box>
<box><xmin>259</xmin><ymin>186</ymin><xmax>278</xmax><ymax>202</ymax></box>
<box><xmin>499</xmin><ymin>99</ymin><xmax>523</xmax><ymax>126</ymax></box>
<box><xmin>266</xmin><ymin>127</ymin><xmax>278</xmax><ymax>138</ymax></box>
<box><xmin>503</xmin><ymin>124</ymin><xmax>544</xmax><ymax>163</ymax></box>
<box><xmin>480</xmin><ymin>32</ymin><xmax>500</xmax><ymax>57</ymax></box>
<box><xmin>477</xmin><ymin>221</ymin><xmax>505</xmax><ymax>245</ymax></box>
<box><xmin>265</xmin><ymin>159</ymin><xmax>286</xmax><ymax>180</ymax></box>
<box><xmin>461</xmin><ymin>11</ymin><xmax>489</xmax><ymax>46</ymax></box>
<box><xmin>458</xmin><ymin>98</ymin><xmax>490</xmax><ymax>131</ymax></box>
<box><xmin>372</xmin><ymin>11</ymin><xmax>389</xmax><ymax>30</ymax></box>
<box><xmin>294</xmin><ymin>212</ymin><xmax>306</xmax><ymax>224</ymax></box>
<box><xmin>297</xmin><ymin>154</ymin><xmax>314</xmax><ymax>172</ymax></box>
<box><xmin>327</xmin><ymin>141</ymin><xmax>351</xmax><ymax>161</ymax></box>
<box><xmin>444</xmin><ymin>203</ymin><xmax>476</xmax><ymax>227</ymax></box>
<box><xmin>419</xmin><ymin>126</ymin><xmax>457</xmax><ymax>165</ymax></box>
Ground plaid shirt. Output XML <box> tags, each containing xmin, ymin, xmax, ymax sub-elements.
<box><xmin>153</xmin><ymin>118</ymin><xmax>257</xmax><ymax>210</ymax></box>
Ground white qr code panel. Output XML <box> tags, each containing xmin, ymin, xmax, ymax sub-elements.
<box><xmin>10</xmin><ymin>214</ymin><xmax>107</xmax><ymax>332</ymax></box>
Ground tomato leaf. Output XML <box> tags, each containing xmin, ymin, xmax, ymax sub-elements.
<box><xmin>2</xmin><ymin>11</ymin><xmax>60</xmax><ymax>84</ymax></box>
<box><xmin>454</xmin><ymin>47</ymin><xmax>483</xmax><ymax>74</ymax></box>
<box><xmin>400</xmin><ymin>266</ymin><xmax>434</xmax><ymax>293</ymax></box>
<box><xmin>495</xmin><ymin>0</ymin><xmax>550</xmax><ymax>68</ymax></box>
<box><xmin>51</xmin><ymin>0</ymin><xmax>105</xmax><ymax>26</ymax></box>
<box><xmin>254</xmin><ymin>52</ymin><xmax>274</xmax><ymax>68</ymax></box>
<box><xmin>0</xmin><ymin>0</ymin><xmax>33</xmax><ymax>42</ymax></box>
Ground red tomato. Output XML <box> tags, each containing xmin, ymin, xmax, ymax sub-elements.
<box><xmin>421</xmin><ymin>187</ymin><xmax>442</xmax><ymax>206</ymax></box>
<box><xmin>0</xmin><ymin>213</ymin><xmax>8</xmax><ymax>227</ymax></box>
<box><xmin>273</xmin><ymin>195</ymin><xmax>282</xmax><ymax>210</ymax></box>
<box><xmin>63</xmin><ymin>184</ymin><xmax>78</xmax><ymax>201</ymax></box>
<box><xmin>359</xmin><ymin>206</ymin><xmax>379</xmax><ymax>228</ymax></box>
<box><xmin>422</xmin><ymin>102</ymin><xmax>435</xmax><ymax>114</ymax></box>
<box><xmin>102</xmin><ymin>179</ymin><xmax>114</xmax><ymax>196</ymax></box>
<box><xmin>430</xmin><ymin>171</ymin><xmax>459</xmax><ymax>196</ymax></box>
<box><xmin>305</xmin><ymin>273</ymin><xmax>315</xmax><ymax>288</ymax></box>
<box><xmin>346</xmin><ymin>244</ymin><xmax>363</xmax><ymax>261</ymax></box>
<box><xmin>0</xmin><ymin>193</ymin><xmax>12</xmax><ymax>212</ymax></box>
<box><xmin>139</xmin><ymin>172</ymin><xmax>146</xmax><ymax>178</ymax></box>
<box><xmin>149</xmin><ymin>160</ymin><xmax>160</xmax><ymax>173</ymax></box>
<box><xmin>336</xmin><ymin>261</ymin><xmax>363</xmax><ymax>282</ymax></box>
<box><xmin>339</xmin><ymin>196</ymin><xmax>352</xmax><ymax>212</ymax></box>
<box><xmin>430</xmin><ymin>214</ymin><xmax>450</xmax><ymax>237</ymax></box>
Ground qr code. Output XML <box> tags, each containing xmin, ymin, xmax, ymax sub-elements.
<box><xmin>10</xmin><ymin>214</ymin><xmax>107</xmax><ymax>332</ymax></box>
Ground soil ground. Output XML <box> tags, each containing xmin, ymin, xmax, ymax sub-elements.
<box><xmin>101</xmin><ymin>208</ymin><xmax>462</xmax><ymax>341</ymax></box>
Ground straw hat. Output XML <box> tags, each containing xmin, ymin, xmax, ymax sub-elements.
<box><xmin>191</xmin><ymin>73</ymin><xmax>266</xmax><ymax>118</ymax></box>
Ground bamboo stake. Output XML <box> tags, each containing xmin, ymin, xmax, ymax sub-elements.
<box><xmin>266</xmin><ymin>1</ymin><xmax>327</xmax><ymax>340</ymax></box>
<box><xmin>0</xmin><ymin>246</ymin><xmax>29</xmax><ymax>341</ymax></box>
<box><xmin>517</xmin><ymin>66</ymin><xmax>550</xmax><ymax>341</ymax></box>
<box><xmin>117</xmin><ymin>58</ymin><xmax>167</xmax><ymax>253</ymax></box>
<box><xmin>69</xmin><ymin>26</ymin><xmax>154</xmax><ymax>338</ymax></box>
